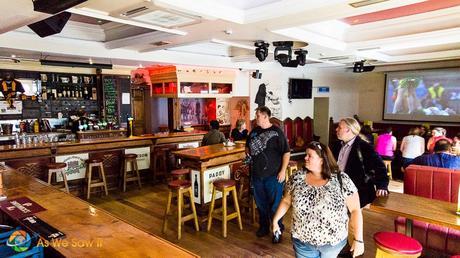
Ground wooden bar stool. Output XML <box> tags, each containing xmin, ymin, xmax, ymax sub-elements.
<box><xmin>153</xmin><ymin>147</ymin><xmax>168</xmax><ymax>182</ymax></box>
<box><xmin>383</xmin><ymin>160</ymin><xmax>393</xmax><ymax>180</ymax></box>
<box><xmin>162</xmin><ymin>180</ymin><xmax>199</xmax><ymax>240</ymax></box>
<box><xmin>86</xmin><ymin>159</ymin><xmax>108</xmax><ymax>200</ymax></box>
<box><xmin>207</xmin><ymin>179</ymin><xmax>243</xmax><ymax>238</ymax></box>
<box><xmin>121</xmin><ymin>154</ymin><xmax>142</xmax><ymax>192</ymax></box>
<box><xmin>286</xmin><ymin>160</ymin><xmax>298</xmax><ymax>182</ymax></box>
<box><xmin>171</xmin><ymin>168</ymin><xmax>190</xmax><ymax>181</ymax></box>
<box><xmin>47</xmin><ymin>162</ymin><xmax>70</xmax><ymax>194</ymax></box>
<box><xmin>374</xmin><ymin>232</ymin><xmax>422</xmax><ymax>258</ymax></box>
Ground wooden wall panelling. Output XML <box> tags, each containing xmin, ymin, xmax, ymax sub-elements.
<box><xmin>5</xmin><ymin>157</ymin><xmax>51</xmax><ymax>182</ymax></box>
<box><xmin>89</xmin><ymin>150</ymin><xmax>123</xmax><ymax>191</ymax></box>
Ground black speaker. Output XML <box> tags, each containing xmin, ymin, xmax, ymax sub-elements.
<box><xmin>33</xmin><ymin>0</ymin><xmax>87</xmax><ymax>14</ymax></box>
<box><xmin>252</xmin><ymin>70</ymin><xmax>262</xmax><ymax>79</ymax></box>
<box><xmin>28</xmin><ymin>12</ymin><xmax>71</xmax><ymax>38</ymax></box>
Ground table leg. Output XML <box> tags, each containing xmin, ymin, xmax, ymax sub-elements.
<box><xmin>405</xmin><ymin>218</ymin><xmax>413</xmax><ymax>237</ymax></box>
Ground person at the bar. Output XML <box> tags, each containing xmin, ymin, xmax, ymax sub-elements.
<box><xmin>332</xmin><ymin>117</ymin><xmax>389</xmax><ymax>208</ymax></box>
<box><xmin>405</xmin><ymin>139</ymin><xmax>460</xmax><ymax>169</ymax></box>
<box><xmin>201</xmin><ymin>120</ymin><xmax>226</xmax><ymax>146</ymax></box>
<box><xmin>230</xmin><ymin>119</ymin><xmax>248</xmax><ymax>141</ymax></box>
<box><xmin>273</xmin><ymin>142</ymin><xmax>364</xmax><ymax>258</ymax></box>
<box><xmin>246</xmin><ymin>106</ymin><xmax>290</xmax><ymax>238</ymax></box>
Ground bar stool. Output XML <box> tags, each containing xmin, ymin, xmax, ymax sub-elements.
<box><xmin>47</xmin><ymin>162</ymin><xmax>70</xmax><ymax>194</ymax></box>
<box><xmin>171</xmin><ymin>168</ymin><xmax>190</xmax><ymax>181</ymax></box>
<box><xmin>207</xmin><ymin>179</ymin><xmax>243</xmax><ymax>238</ymax></box>
<box><xmin>85</xmin><ymin>159</ymin><xmax>108</xmax><ymax>200</ymax></box>
<box><xmin>162</xmin><ymin>179</ymin><xmax>199</xmax><ymax>240</ymax></box>
<box><xmin>383</xmin><ymin>160</ymin><xmax>393</xmax><ymax>180</ymax></box>
<box><xmin>121</xmin><ymin>154</ymin><xmax>142</xmax><ymax>192</ymax></box>
<box><xmin>374</xmin><ymin>232</ymin><xmax>422</xmax><ymax>258</ymax></box>
<box><xmin>286</xmin><ymin>160</ymin><xmax>298</xmax><ymax>182</ymax></box>
<box><xmin>153</xmin><ymin>147</ymin><xmax>169</xmax><ymax>182</ymax></box>
<box><xmin>237</xmin><ymin>171</ymin><xmax>256</xmax><ymax>224</ymax></box>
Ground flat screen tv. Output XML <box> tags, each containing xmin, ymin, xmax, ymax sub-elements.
<box><xmin>288</xmin><ymin>78</ymin><xmax>312</xmax><ymax>99</ymax></box>
<box><xmin>384</xmin><ymin>68</ymin><xmax>460</xmax><ymax>123</ymax></box>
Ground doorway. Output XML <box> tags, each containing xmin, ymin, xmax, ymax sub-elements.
<box><xmin>313</xmin><ymin>97</ymin><xmax>329</xmax><ymax>145</ymax></box>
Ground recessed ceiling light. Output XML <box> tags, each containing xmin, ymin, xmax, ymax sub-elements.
<box><xmin>89</xmin><ymin>58</ymin><xmax>93</xmax><ymax>64</ymax></box>
<box><xmin>11</xmin><ymin>54</ymin><xmax>16</xmax><ymax>58</ymax></box>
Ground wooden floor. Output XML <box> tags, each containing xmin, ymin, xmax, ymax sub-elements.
<box><xmin>86</xmin><ymin>181</ymin><xmax>407</xmax><ymax>258</ymax></box>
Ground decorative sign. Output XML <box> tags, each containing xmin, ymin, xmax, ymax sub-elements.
<box><xmin>192</xmin><ymin>165</ymin><xmax>231</xmax><ymax>204</ymax></box>
<box><xmin>103</xmin><ymin>78</ymin><xmax>118</xmax><ymax>124</ymax></box>
<box><xmin>21</xmin><ymin>216</ymin><xmax>65</xmax><ymax>241</ymax></box>
<box><xmin>0</xmin><ymin>197</ymin><xmax>46</xmax><ymax>219</ymax></box>
<box><xmin>55</xmin><ymin>153</ymin><xmax>89</xmax><ymax>181</ymax></box>
<box><xmin>124</xmin><ymin>147</ymin><xmax>150</xmax><ymax>171</ymax></box>
<box><xmin>191</xmin><ymin>170</ymin><xmax>201</xmax><ymax>204</ymax></box>
<box><xmin>317</xmin><ymin>86</ymin><xmax>330</xmax><ymax>93</ymax></box>
<box><xmin>0</xmin><ymin>101</ymin><xmax>22</xmax><ymax>114</ymax></box>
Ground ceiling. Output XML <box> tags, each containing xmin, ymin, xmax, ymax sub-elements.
<box><xmin>0</xmin><ymin>0</ymin><xmax>459</xmax><ymax>69</ymax></box>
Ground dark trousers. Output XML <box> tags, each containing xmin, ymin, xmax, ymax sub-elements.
<box><xmin>252</xmin><ymin>175</ymin><xmax>284</xmax><ymax>230</ymax></box>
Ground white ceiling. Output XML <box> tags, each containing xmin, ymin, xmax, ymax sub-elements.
<box><xmin>0</xmin><ymin>0</ymin><xmax>459</xmax><ymax>69</ymax></box>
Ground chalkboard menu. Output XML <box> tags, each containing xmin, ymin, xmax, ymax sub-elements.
<box><xmin>103</xmin><ymin>78</ymin><xmax>118</xmax><ymax>124</ymax></box>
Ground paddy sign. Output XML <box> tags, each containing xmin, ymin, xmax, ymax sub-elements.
<box><xmin>124</xmin><ymin>147</ymin><xmax>150</xmax><ymax>171</ymax></box>
<box><xmin>191</xmin><ymin>165</ymin><xmax>230</xmax><ymax>204</ymax></box>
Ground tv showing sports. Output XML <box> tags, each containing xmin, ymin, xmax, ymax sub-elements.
<box><xmin>288</xmin><ymin>78</ymin><xmax>312</xmax><ymax>99</ymax></box>
<box><xmin>384</xmin><ymin>68</ymin><xmax>460</xmax><ymax>123</ymax></box>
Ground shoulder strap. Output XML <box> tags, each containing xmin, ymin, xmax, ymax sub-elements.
<box><xmin>356</xmin><ymin>144</ymin><xmax>366</xmax><ymax>173</ymax></box>
<box><xmin>337</xmin><ymin>171</ymin><xmax>343</xmax><ymax>191</ymax></box>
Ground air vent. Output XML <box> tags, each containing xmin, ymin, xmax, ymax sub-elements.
<box><xmin>123</xmin><ymin>6</ymin><xmax>149</xmax><ymax>16</ymax></box>
<box><xmin>150</xmin><ymin>41</ymin><xmax>171</xmax><ymax>46</ymax></box>
<box><xmin>319</xmin><ymin>56</ymin><xmax>350</xmax><ymax>61</ymax></box>
<box><xmin>349</xmin><ymin>0</ymin><xmax>389</xmax><ymax>8</ymax></box>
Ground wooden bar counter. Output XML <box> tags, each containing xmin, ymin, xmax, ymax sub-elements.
<box><xmin>0</xmin><ymin>166</ymin><xmax>199</xmax><ymax>257</ymax></box>
<box><xmin>0</xmin><ymin>131</ymin><xmax>206</xmax><ymax>195</ymax></box>
<box><xmin>173</xmin><ymin>143</ymin><xmax>246</xmax><ymax>207</ymax></box>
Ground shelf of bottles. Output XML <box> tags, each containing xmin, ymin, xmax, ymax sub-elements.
<box><xmin>40</xmin><ymin>73</ymin><xmax>97</xmax><ymax>101</ymax></box>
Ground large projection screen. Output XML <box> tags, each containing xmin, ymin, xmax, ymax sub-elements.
<box><xmin>384</xmin><ymin>68</ymin><xmax>460</xmax><ymax>123</ymax></box>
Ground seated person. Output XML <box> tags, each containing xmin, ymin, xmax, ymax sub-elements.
<box><xmin>201</xmin><ymin>120</ymin><xmax>226</xmax><ymax>146</ymax></box>
<box><xmin>230</xmin><ymin>119</ymin><xmax>248</xmax><ymax>141</ymax></box>
<box><xmin>427</xmin><ymin>127</ymin><xmax>452</xmax><ymax>153</ymax></box>
<box><xmin>405</xmin><ymin>139</ymin><xmax>460</xmax><ymax>169</ymax></box>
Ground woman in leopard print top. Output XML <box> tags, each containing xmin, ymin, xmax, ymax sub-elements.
<box><xmin>273</xmin><ymin>141</ymin><xmax>364</xmax><ymax>258</ymax></box>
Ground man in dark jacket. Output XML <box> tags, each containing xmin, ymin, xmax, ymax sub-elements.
<box><xmin>201</xmin><ymin>120</ymin><xmax>226</xmax><ymax>146</ymax></box>
<box><xmin>332</xmin><ymin>117</ymin><xmax>389</xmax><ymax>208</ymax></box>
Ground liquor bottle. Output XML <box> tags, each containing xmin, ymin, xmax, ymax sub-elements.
<box><xmin>84</xmin><ymin>86</ymin><xmax>89</xmax><ymax>100</ymax></box>
<box><xmin>33</xmin><ymin>120</ymin><xmax>40</xmax><ymax>133</ymax></box>
<box><xmin>66</xmin><ymin>86</ymin><xmax>71</xmax><ymax>98</ymax></box>
<box><xmin>194</xmin><ymin>174</ymin><xmax>198</xmax><ymax>198</ymax></box>
<box><xmin>42</xmin><ymin>85</ymin><xmax>47</xmax><ymax>100</ymax></box>
<box><xmin>92</xmin><ymin>87</ymin><xmax>97</xmax><ymax>100</ymax></box>
<box><xmin>62</xmin><ymin>86</ymin><xmax>67</xmax><ymax>98</ymax></box>
<box><xmin>79</xmin><ymin>86</ymin><xmax>83</xmax><ymax>99</ymax></box>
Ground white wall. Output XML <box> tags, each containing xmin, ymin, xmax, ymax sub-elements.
<box><xmin>245</xmin><ymin>67</ymin><xmax>362</xmax><ymax>121</ymax></box>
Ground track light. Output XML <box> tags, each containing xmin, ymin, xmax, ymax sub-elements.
<box><xmin>295</xmin><ymin>50</ymin><xmax>308</xmax><ymax>66</ymax></box>
<box><xmin>273</xmin><ymin>41</ymin><xmax>293</xmax><ymax>66</ymax></box>
<box><xmin>254</xmin><ymin>41</ymin><xmax>269</xmax><ymax>62</ymax></box>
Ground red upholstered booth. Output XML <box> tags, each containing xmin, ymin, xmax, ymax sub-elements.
<box><xmin>395</xmin><ymin>165</ymin><xmax>460</xmax><ymax>256</ymax></box>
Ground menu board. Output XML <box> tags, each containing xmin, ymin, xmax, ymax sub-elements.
<box><xmin>103</xmin><ymin>78</ymin><xmax>118</xmax><ymax>124</ymax></box>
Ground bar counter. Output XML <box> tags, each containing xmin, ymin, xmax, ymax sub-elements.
<box><xmin>0</xmin><ymin>166</ymin><xmax>198</xmax><ymax>257</ymax></box>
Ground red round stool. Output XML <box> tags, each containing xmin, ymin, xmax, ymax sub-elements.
<box><xmin>374</xmin><ymin>232</ymin><xmax>422</xmax><ymax>258</ymax></box>
<box><xmin>170</xmin><ymin>168</ymin><xmax>190</xmax><ymax>180</ymax></box>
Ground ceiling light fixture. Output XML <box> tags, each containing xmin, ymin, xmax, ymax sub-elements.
<box><xmin>254</xmin><ymin>41</ymin><xmax>269</xmax><ymax>62</ymax></box>
<box><xmin>40</xmin><ymin>59</ymin><xmax>112</xmax><ymax>69</ymax></box>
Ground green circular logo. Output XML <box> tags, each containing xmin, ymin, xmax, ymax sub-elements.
<box><xmin>7</xmin><ymin>230</ymin><xmax>31</xmax><ymax>252</ymax></box>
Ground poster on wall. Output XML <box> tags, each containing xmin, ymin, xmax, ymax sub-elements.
<box><xmin>0</xmin><ymin>101</ymin><xmax>22</xmax><ymax>114</ymax></box>
<box><xmin>216</xmin><ymin>98</ymin><xmax>230</xmax><ymax>125</ymax></box>
<box><xmin>254</xmin><ymin>83</ymin><xmax>282</xmax><ymax>119</ymax></box>
<box><xmin>229</xmin><ymin>97</ymin><xmax>250</xmax><ymax>131</ymax></box>
<box><xmin>55</xmin><ymin>153</ymin><xmax>89</xmax><ymax>181</ymax></box>
<box><xmin>180</xmin><ymin>98</ymin><xmax>216</xmax><ymax>125</ymax></box>
<box><xmin>124</xmin><ymin>147</ymin><xmax>150</xmax><ymax>171</ymax></box>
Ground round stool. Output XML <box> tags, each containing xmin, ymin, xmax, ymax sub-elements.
<box><xmin>374</xmin><ymin>232</ymin><xmax>422</xmax><ymax>258</ymax></box>
<box><xmin>162</xmin><ymin>180</ymin><xmax>199</xmax><ymax>240</ymax></box>
<box><xmin>286</xmin><ymin>160</ymin><xmax>298</xmax><ymax>182</ymax></box>
<box><xmin>47</xmin><ymin>162</ymin><xmax>70</xmax><ymax>194</ymax></box>
<box><xmin>383</xmin><ymin>160</ymin><xmax>393</xmax><ymax>180</ymax></box>
<box><xmin>207</xmin><ymin>179</ymin><xmax>243</xmax><ymax>238</ymax></box>
<box><xmin>153</xmin><ymin>147</ymin><xmax>169</xmax><ymax>182</ymax></box>
<box><xmin>171</xmin><ymin>168</ymin><xmax>190</xmax><ymax>181</ymax></box>
<box><xmin>85</xmin><ymin>159</ymin><xmax>108</xmax><ymax>200</ymax></box>
<box><xmin>121</xmin><ymin>154</ymin><xmax>142</xmax><ymax>192</ymax></box>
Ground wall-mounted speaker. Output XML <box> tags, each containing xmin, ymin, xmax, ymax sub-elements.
<box><xmin>27</xmin><ymin>12</ymin><xmax>71</xmax><ymax>38</ymax></box>
<box><xmin>252</xmin><ymin>70</ymin><xmax>262</xmax><ymax>79</ymax></box>
<box><xmin>33</xmin><ymin>0</ymin><xmax>87</xmax><ymax>14</ymax></box>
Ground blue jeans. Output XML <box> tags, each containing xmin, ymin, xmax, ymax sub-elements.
<box><xmin>292</xmin><ymin>237</ymin><xmax>347</xmax><ymax>258</ymax></box>
<box><xmin>252</xmin><ymin>175</ymin><xmax>284</xmax><ymax>230</ymax></box>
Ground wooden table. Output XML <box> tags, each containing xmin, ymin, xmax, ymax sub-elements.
<box><xmin>370</xmin><ymin>192</ymin><xmax>460</xmax><ymax>236</ymax></box>
<box><xmin>0</xmin><ymin>166</ymin><xmax>199</xmax><ymax>257</ymax></box>
<box><xmin>173</xmin><ymin>143</ymin><xmax>246</xmax><ymax>207</ymax></box>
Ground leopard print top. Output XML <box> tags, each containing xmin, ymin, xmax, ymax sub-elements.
<box><xmin>286</xmin><ymin>169</ymin><xmax>357</xmax><ymax>246</ymax></box>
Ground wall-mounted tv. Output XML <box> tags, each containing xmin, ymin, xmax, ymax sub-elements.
<box><xmin>384</xmin><ymin>68</ymin><xmax>460</xmax><ymax>123</ymax></box>
<box><xmin>288</xmin><ymin>78</ymin><xmax>312</xmax><ymax>99</ymax></box>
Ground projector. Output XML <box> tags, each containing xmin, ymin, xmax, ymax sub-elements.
<box><xmin>353</xmin><ymin>61</ymin><xmax>375</xmax><ymax>73</ymax></box>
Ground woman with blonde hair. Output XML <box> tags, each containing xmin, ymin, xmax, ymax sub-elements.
<box><xmin>230</xmin><ymin>119</ymin><xmax>248</xmax><ymax>141</ymax></box>
<box><xmin>273</xmin><ymin>141</ymin><xmax>364</xmax><ymax>258</ymax></box>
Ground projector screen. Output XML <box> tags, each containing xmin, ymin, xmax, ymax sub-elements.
<box><xmin>384</xmin><ymin>68</ymin><xmax>460</xmax><ymax>123</ymax></box>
